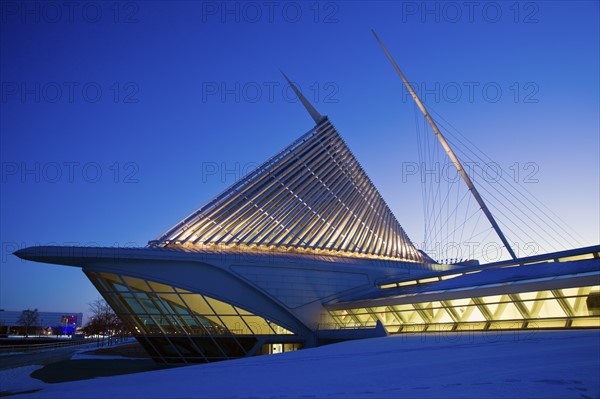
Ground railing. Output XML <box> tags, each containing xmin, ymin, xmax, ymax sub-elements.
<box><xmin>0</xmin><ymin>339</ymin><xmax>99</xmax><ymax>355</ymax></box>
<box><xmin>316</xmin><ymin>322</ymin><xmax>375</xmax><ymax>331</ymax></box>
<box><xmin>320</xmin><ymin>316</ymin><xmax>600</xmax><ymax>335</ymax></box>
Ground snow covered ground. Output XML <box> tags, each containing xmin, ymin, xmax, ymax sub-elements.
<box><xmin>70</xmin><ymin>352</ymin><xmax>147</xmax><ymax>361</ymax></box>
<box><xmin>0</xmin><ymin>365</ymin><xmax>49</xmax><ymax>393</ymax></box>
<box><xmin>2</xmin><ymin>330</ymin><xmax>599</xmax><ymax>398</ymax></box>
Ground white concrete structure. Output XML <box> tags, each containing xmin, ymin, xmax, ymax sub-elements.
<box><xmin>14</xmin><ymin>57</ymin><xmax>600</xmax><ymax>363</ymax></box>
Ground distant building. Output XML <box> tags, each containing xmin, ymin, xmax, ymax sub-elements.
<box><xmin>0</xmin><ymin>310</ymin><xmax>83</xmax><ymax>336</ymax></box>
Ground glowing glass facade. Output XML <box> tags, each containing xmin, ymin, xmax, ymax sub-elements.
<box><xmin>86</xmin><ymin>272</ymin><xmax>296</xmax><ymax>363</ymax></box>
<box><xmin>328</xmin><ymin>285</ymin><xmax>600</xmax><ymax>333</ymax></box>
<box><xmin>323</xmin><ymin>248</ymin><xmax>600</xmax><ymax>334</ymax></box>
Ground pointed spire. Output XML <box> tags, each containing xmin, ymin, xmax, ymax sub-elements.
<box><xmin>372</xmin><ymin>29</ymin><xmax>517</xmax><ymax>260</ymax></box>
<box><xmin>280</xmin><ymin>69</ymin><xmax>325</xmax><ymax>125</ymax></box>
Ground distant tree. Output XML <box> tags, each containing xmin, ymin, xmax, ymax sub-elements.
<box><xmin>17</xmin><ymin>308</ymin><xmax>39</xmax><ymax>337</ymax></box>
<box><xmin>82</xmin><ymin>298</ymin><xmax>129</xmax><ymax>344</ymax></box>
<box><xmin>0</xmin><ymin>320</ymin><xmax>7</xmax><ymax>337</ymax></box>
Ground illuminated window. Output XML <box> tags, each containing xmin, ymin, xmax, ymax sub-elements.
<box><xmin>85</xmin><ymin>271</ymin><xmax>297</xmax><ymax>363</ymax></box>
<box><xmin>329</xmin><ymin>285</ymin><xmax>600</xmax><ymax>333</ymax></box>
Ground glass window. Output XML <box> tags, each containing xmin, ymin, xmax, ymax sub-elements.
<box><xmin>213</xmin><ymin>337</ymin><xmax>247</xmax><ymax>358</ymax></box>
<box><xmin>99</xmin><ymin>273</ymin><xmax>122</xmax><ymax>284</ymax></box>
<box><xmin>149</xmin><ymin>294</ymin><xmax>173</xmax><ymax>315</ymax></box>
<box><xmin>431</xmin><ymin>308</ymin><xmax>454</xmax><ymax>323</ymax></box>
<box><xmin>235</xmin><ymin>306</ymin><xmax>252</xmax><ymax>315</ymax></box>
<box><xmin>87</xmin><ymin>273</ymin><xmax>111</xmax><ymax>292</ymax></box>
<box><xmin>561</xmin><ymin>287</ymin><xmax>583</xmax><ymax>297</ymax></box>
<box><xmin>155</xmin><ymin>316</ymin><xmax>183</xmax><ymax>334</ymax></box>
<box><xmin>112</xmin><ymin>282</ymin><xmax>130</xmax><ymax>293</ymax></box>
<box><xmin>104</xmin><ymin>292</ymin><xmax>127</xmax><ymax>314</ymax></box>
<box><xmin>462</xmin><ymin>305</ymin><xmax>487</xmax><ymax>322</ymax></box>
<box><xmin>269</xmin><ymin>322</ymin><xmax>294</xmax><ymax>335</ymax></box>
<box><xmin>120</xmin><ymin>293</ymin><xmax>146</xmax><ymax>314</ymax></box>
<box><xmin>122</xmin><ymin>276</ymin><xmax>151</xmax><ymax>292</ymax></box>
<box><xmin>201</xmin><ymin>316</ymin><xmax>228</xmax><ymax>336</ymax></box>
<box><xmin>572</xmin><ymin>318</ymin><xmax>600</xmax><ymax>328</ymax></box>
<box><xmin>522</xmin><ymin>298</ymin><xmax>566</xmax><ymax>318</ymax></box>
<box><xmin>150</xmin><ymin>337</ymin><xmax>179</xmax><ymax>356</ymax></box>
<box><xmin>242</xmin><ymin>316</ymin><xmax>275</xmax><ymax>335</ymax></box>
<box><xmin>480</xmin><ymin>295</ymin><xmax>503</xmax><ymax>304</ymax></box>
<box><xmin>88</xmin><ymin>273</ymin><xmax>297</xmax><ymax>338</ymax></box>
<box><xmin>139</xmin><ymin>316</ymin><xmax>163</xmax><ymax>334</ymax></box>
<box><xmin>190</xmin><ymin>337</ymin><xmax>226</xmax><ymax>358</ymax></box>
<box><xmin>142</xmin><ymin>299</ymin><xmax>162</xmax><ymax>315</ymax></box>
<box><xmin>149</xmin><ymin>281</ymin><xmax>176</xmax><ymax>293</ymax></box>
<box><xmin>172</xmin><ymin>315</ymin><xmax>196</xmax><ymax>334</ymax></box>
<box><xmin>370</xmin><ymin>306</ymin><xmax>387</xmax><ymax>313</ymax></box>
<box><xmin>492</xmin><ymin>302</ymin><xmax>523</xmax><ymax>320</ymax></box>
<box><xmin>205</xmin><ymin>297</ymin><xmax>237</xmax><ymax>315</ymax></box>
<box><xmin>169</xmin><ymin>337</ymin><xmax>205</xmax><ymax>358</ymax></box>
<box><xmin>180</xmin><ymin>294</ymin><xmax>214</xmax><ymax>314</ymax></box>
<box><xmin>219</xmin><ymin>316</ymin><xmax>249</xmax><ymax>334</ymax></box>
<box><xmin>180</xmin><ymin>316</ymin><xmax>208</xmax><ymax>335</ymax></box>
<box><xmin>518</xmin><ymin>291</ymin><xmax>538</xmax><ymax>301</ymax></box>
<box><xmin>158</xmin><ymin>294</ymin><xmax>188</xmax><ymax>314</ymax></box>
<box><xmin>391</xmin><ymin>304</ymin><xmax>413</xmax><ymax>312</ymax></box>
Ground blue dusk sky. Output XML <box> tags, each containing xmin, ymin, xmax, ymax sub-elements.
<box><xmin>1</xmin><ymin>1</ymin><xmax>598</xmax><ymax>320</ymax></box>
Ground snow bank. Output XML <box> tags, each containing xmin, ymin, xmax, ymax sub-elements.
<box><xmin>0</xmin><ymin>365</ymin><xmax>48</xmax><ymax>394</ymax></box>
<box><xmin>13</xmin><ymin>330</ymin><xmax>600</xmax><ymax>398</ymax></box>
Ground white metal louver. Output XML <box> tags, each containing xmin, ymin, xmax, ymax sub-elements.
<box><xmin>152</xmin><ymin>118</ymin><xmax>427</xmax><ymax>263</ymax></box>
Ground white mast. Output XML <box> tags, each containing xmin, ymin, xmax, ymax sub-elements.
<box><xmin>372</xmin><ymin>29</ymin><xmax>517</xmax><ymax>260</ymax></box>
